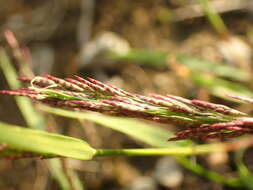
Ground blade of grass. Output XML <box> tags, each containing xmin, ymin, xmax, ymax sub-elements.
<box><xmin>198</xmin><ymin>0</ymin><xmax>228</xmax><ymax>36</ymax></box>
<box><xmin>49</xmin><ymin>159</ymin><xmax>73</xmax><ymax>190</ymax></box>
<box><xmin>110</xmin><ymin>49</ymin><xmax>168</xmax><ymax>67</ymax></box>
<box><xmin>177</xmin><ymin>55</ymin><xmax>249</xmax><ymax>82</ymax></box>
<box><xmin>39</xmin><ymin>104</ymin><xmax>190</xmax><ymax>148</ymax></box>
<box><xmin>49</xmin><ymin>159</ymin><xmax>85</xmax><ymax>190</ymax></box>
<box><xmin>0</xmin><ymin>121</ymin><xmax>96</xmax><ymax>160</ymax></box>
<box><xmin>176</xmin><ymin>156</ymin><xmax>241</xmax><ymax>187</ymax></box>
<box><xmin>234</xmin><ymin>149</ymin><xmax>253</xmax><ymax>189</ymax></box>
<box><xmin>191</xmin><ymin>73</ymin><xmax>253</xmax><ymax>100</ymax></box>
<box><xmin>0</xmin><ymin>48</ymin><xmax>44</xmax><ymax>129</ymax></box>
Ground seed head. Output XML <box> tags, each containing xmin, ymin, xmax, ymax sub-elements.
<box><xmin>1</xmin><ymin>75</ymin><xmax>252</xmax><ymax>141</ymax></box>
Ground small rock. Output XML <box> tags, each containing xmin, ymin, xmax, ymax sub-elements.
<box><xmin>124</xmin><ymin>176</ymin><xmax>158</xmax><ymax>190</ymax></box>
<box><xmin>153</xmin><ymin>157</ymin><xmax>183</xmax><ymax>188</ymax></box>
<box><xmin>80</xmin><ymin>32</ymin><xmax>130</xmax><ymax>67</ymax></box>
<box><xmin>217</xmin><ymin>36</ymin><xmax>252</xmax><ymax>72</ymax></box>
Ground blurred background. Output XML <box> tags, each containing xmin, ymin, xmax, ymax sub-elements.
<box><xmin>0</xmin><ymin>0</ymin><xmax>253</xmax><ymax>189</ymax></box>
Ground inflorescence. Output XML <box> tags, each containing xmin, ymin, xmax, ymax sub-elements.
<box><xmin>1</xmin><ymin>74</ymin><xmax>253</xmax><ymax>141</ymax></box>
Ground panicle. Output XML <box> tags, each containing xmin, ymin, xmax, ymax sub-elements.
<box><xmin>1</xmin><ymin>74</ymin><xmax>253</xmax><ymax>141</ymax></box>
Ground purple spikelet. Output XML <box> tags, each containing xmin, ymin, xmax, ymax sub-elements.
<box><xmin>150</xmin><ymin>94</ymin><xmax>196</xmax><ymax>114</ymax></box>
<box><xmin>65</xmin><ymin>78</ymin><xmax>94</xmax><ymax>92</ymax></box>
<box><xmin>166</xmin><ymin>95</ymin><xmax>192</xmax><ymax>104</ymax></box>
<box><xmin>18</xmin><ymin>77</ymin><xmax>32</xmax><ymax>83</ymax></box>
<box><xmin>191</xmin><ymin>100</ymin><xmax>246</xmax><ymax>116</ymax></box>
<box><xmin>227</xmin><ymin>94</ymin><xmax>253</xmax><ymax>104</ymax></box>
<box><xmin>74</xmin><ymin>75</ymin><xmax>107</xmax><ymax>93</ymax></box>
<box><xmin>43</xmin><ymin>74</ymin><xmax>83</xmax><ymax>91</ymax></box>
<box><xmin>0</xmin><ymin>90</ymin><xmax>44</xmax><ymax>100</ymax></box>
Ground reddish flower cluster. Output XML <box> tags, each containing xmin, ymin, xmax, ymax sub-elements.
<box><xmin>169</xmin><ymin>117</ymin><xmax>253</xmax><ymax>141</ymax></box>
<box><xmin>1</xmin><ymin>74</ymin><xmax>253</xmax><ymax>141</ymax></box>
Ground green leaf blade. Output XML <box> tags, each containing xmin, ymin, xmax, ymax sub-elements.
<box><xmin>0</xmin><ymin>121</ymin><xmax>96</xmax><ymax>160</ymax></box>
<box><xmin>39</xmin><ymin>105</ymin><xmax>191</xmax><ymax>148</ymax></box>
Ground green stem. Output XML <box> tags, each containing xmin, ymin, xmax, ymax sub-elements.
<box><xmin>198</xmin><ymin>0</ymin><xmax>228</xmax><ymax>36</ymax></box>
<box><xmin>234</xmin><ymin>149</ymin><xmax>253</xmax><ymax>189</ymax></box>
<box><xmin>95</xmin><ymin>145</ymin><xmax>224</xmax><ymax>157</ymax></box>
<box><xmin>176</xmin><ymin>156</ymin><xmax>242</xmax><ymax>187</ymax></box>
<box><xmin>95</xmin><ymin>148</ymin><xmax>242</xmax><ymax>187</ymax></box>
